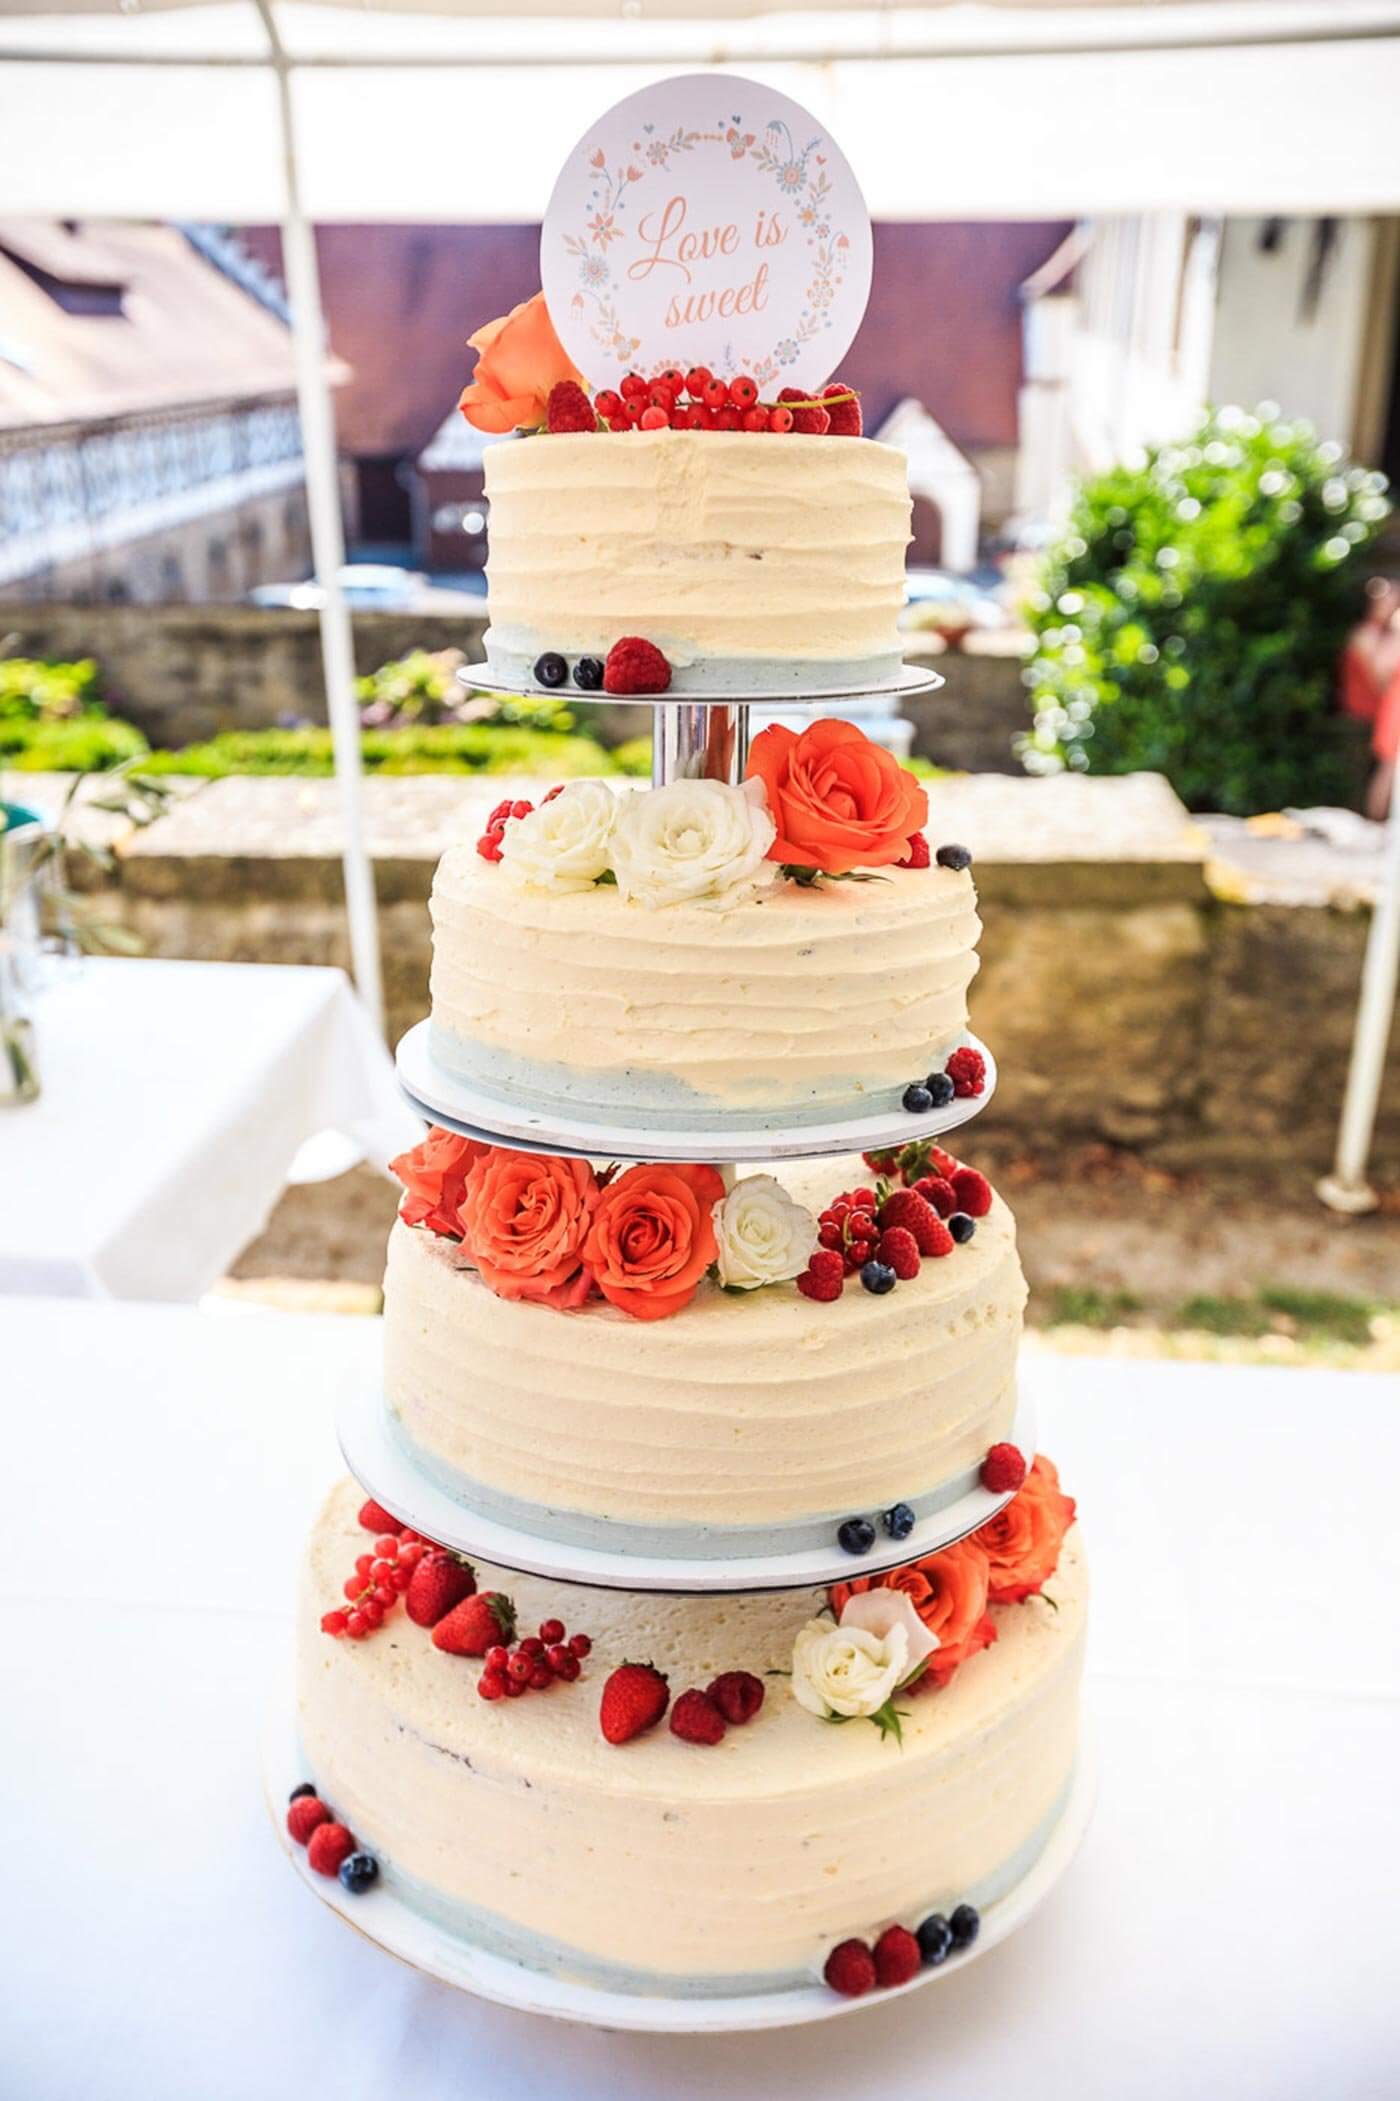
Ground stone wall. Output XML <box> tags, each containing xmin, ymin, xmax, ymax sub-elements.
<box><xmin>3</xmin><ymin>604</ymin><xmax>1031</xmax><ymax>773</ymax></box>
<box><xmin>28</xmin><ymin>767</ymin><xmax>1396</xmax><ymax>1179</ymax></box>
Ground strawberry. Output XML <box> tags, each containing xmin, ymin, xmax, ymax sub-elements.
<box><xmin>432</xmin><ymin>1591</ymin><xmax>516</xmax><ymax>1657</ymax></box>
<box><xmin>669</xmin><ymin>1688</ymin><xmax>726</xmax><ymax>1745</ymax></box>
<box><xmin>286</xmin><ymin>1796</ymin><xmax>329</xmax><ymax>1846</ymax></box>
<box><xmin>706</xmin><ymin>1671</ymin><xmax>765</xmax><ymax>1726</ymax></box>
<box><xmin>599</xmin><ymin>1661</ymin><xmax>670</xmax><ymax>1744</ymax></box>
<box><xmin>873</xmin><ymin>1923</ymin><xmax>921</xmax><ymax>1987</ymax></box>
<box><xmin>546</xmin><ymin>380</ymin><xmax>597</xmax><ymax>434</ymax></box>
<box><xmin>776</xmin><ymin>386</ymin><xmax>831</xmax><ymax>436</ymax></box>
<box><xmin>306</xmin><ymin>1821</ymin><xmax>356</xmax><ymax>1878</ymax></box>
<box><xmin>877</xmin><ymin>1188</ymin><xmax>943</xmax><ymax>1256</ymax></box>
<box><xmin>603</xmin><ymin>636</ymin><xmax>672</xmax><ymax>695</ymax></box>
<box><xmin>357</xmin><ymin>1498</ymin><xmax>402</xmax><ymax>1535</ymax></box>
<box><xmin>405</xmin><ymin>1551</ymin><xmax>477</xmax><ymax>1628</ymax></box>
<box><xmin>876</xmin><ymin>1226</ymin><xmax>920</xmax><ymax>1281</ymax></box>
<box><xmin>951</xmin><ymin>1167</ymin><xmax>993</xmax><ymax>1218</ymax></box>
<box><xmin>823</xmin><ymin>1938</ymin><xmax>877</xmax><ymax>1996</ymax></box>
<box><xmin>821</xmin><ymin>382</ymin><xmax>863</xmax><ymax>436</ymax></box>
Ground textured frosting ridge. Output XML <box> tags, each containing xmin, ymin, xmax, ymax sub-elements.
<box><xmin>482</xmin><ymin>428</ymin><xmax>911</xmax><ymax>669</ymax></box>
<box><xmin>298</xmin><ymin>1478</ymin><xmax>1085</xmax><ymax>1989</ymax></box>
<box><xmin>428</xmin><ymin>846</ymin><xmax>981</xmax><ymax>1122</ymax></box>
<box><xmin>383</xmin><ymin>1159</ymin><xmax>1026</xmax><ymax>1532</ymax></box>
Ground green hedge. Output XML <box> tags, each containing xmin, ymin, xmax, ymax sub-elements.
<box><xmin>1021</xmin><ymin>407</ymin><xmax>1389</xmax><ymax>813</ymax></box>
<box><xmin>136</xmin><ymin>723</ymin><xmax>620</xmax><ymax>778</ymax></box>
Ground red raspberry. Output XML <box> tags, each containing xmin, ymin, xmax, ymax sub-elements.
<box><xmin>603</xmin><ymin>637</ymin><xmax>672</xmax><ymax>695</ymax></box>
<box><xmin>876</xmin><ymin>1227</ymin><xmax>921</xmax><ymax>1281</ymax></box>
<box><xmin>946</xmin><ymin>1047</ymin><xmax>987</xmax><ymax>1098</ymax></box>
<box><xmin>824</xmin><ymin>1939</ymin><xmax>877</xmax><ymax>1996</ymax></box>
<box><xmin>877</xmin><ymin>1188</ymin><xmax>943</xmax><ymax>1255</ymax></box>
<box><xmin>669</xmin><ymin>1688</ymin><xmax>726</xmax><ymax>1745</ymax></box>
<box><xmin>897</xmin><ymin>831</ymin><xmax>931</xmax><ymax>869</ymax></box>
<box><xmin>639</xmin><ymin>405</ymin><xmax>669</xmax><ymax>430</ymax></box>
<box><xmin>981</xmin><ymin>1443</ymin><xmax>1028</xmax><ymax>1494</ymax></box>
<box><xmin>545</xmin><ymin>380</ymin><xmax>597</xmax><ymax>434</ymax></box>
<box><xmin>777</xmin><ymin>386</ymin><xmax>831</xmax><ymax>435</ymax></box>
<box><xmin>797</xmin><ymin>1265</ymin><xmax>843</xmax><ymax>1303</ymax></box>
<box><xmin>952</xmin><ymin>1167</ymin><xmax>993</xmax><ymax>1217</ymax></box>
<box><xmin>821</xmin><ymin>382</ymin><xmax>863</xmax><ymax>436</ymax></box>
<box><xmin>286</xmin><ymin>1796</ymin><xmax>329</xmax><ymax>1846</ymax></box>
<box><xmin>914</xmin><ymin>1174</ymin><xmax>957</xmax><ymax>1217</ymax></box>
<box><xmin>357</xmin><ymin>1498</ymin><xmax>401</xmax><ymax>1534</ymax></box>
<box><xmin>727</xmin><ymin>375</ymin><xmax>759</xmax><ymax>409</ymax></box>
<box><xmin>874</xmin><ymin>1923</ymin><xmax>922</xmax><ymax>1988</ymax></box>
<box><xmin>306</xmin><ymin>1822</ymin><xmax>356</xmax><ymax>1878</ymax></box>
<box><xmin>706</xmin><ymin>1671</ymin><xmax>765</xmax><ymax>1725</ymax></box>
<box><xmin>807</xmin><ymin>1249</ymin><xmax>845</xmax><ymax>1286</ymax></box>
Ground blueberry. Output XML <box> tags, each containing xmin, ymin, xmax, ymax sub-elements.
<box><xmin>948</xmin><ymin>1213</ymin><xmax>976</xmax><ymax>1244</ymax></box>
<box><xmin>883</xmin><ymin>1502</ymin><xmax>916</xmax><ymax>1541</ymax></box>
<box><xmin>837</xmin><ymin>1516</ymin><xmax>877</xmax><ymax>1556</ymax></box>
<box><xmin>949</xmin><ymin>1902</ymin><xmax>980</xmax><ymax>1949</ymax></box>
<box><xmin>338</xmin><ymin>1851</ymin><xmax>380</xmax><ymax>1896</ymax></box>
<box><xmin>936</xmin><ymin>844</ymin><xmax>972</xmax><ymax>872</ymax></box>
<box><xmin>288</xmin><ymin>1782</ymin><xmax>317</xmax><ymax>1803</ymax></box>
<box><xmin>572</xmin><ymin>656</ymin><xmax>605</xmax><ymax>691</ymax></box>
<box><xmin>917</xmin><ymin>1913</ymin><xmax>953</xmax><ymax>1966</ymax></box>
<box><xmin>533</xmin><ymin>652</ymin><xmax>568</xmax><ymax>688</ymax></box>
<box><xmin>902</xmin><ymin>1083</ymin><xmax>934</xmax><ymax>1115</ymax></box>
<box><xmin>923</xmin><ymin>1071</ymin><xmax>956</xmax><ymax>1107</ymax></box>
<box><xmin>860</xmin><ymin>1261</ymin><xmax>897</xmax><ymax>1295</ymax></box>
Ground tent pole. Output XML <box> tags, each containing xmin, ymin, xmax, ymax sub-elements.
<box><xmin>256</xmin><ymin>0</ymin><xmax>384</xmax><ymax>1031</ymax></box>
<box><xmin>1318</xmin><ymin>797</ymin><xmax>1400</xmax><ymax>1214</ymax></box>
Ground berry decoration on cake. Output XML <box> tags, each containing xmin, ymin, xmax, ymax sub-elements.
<box><xmin>821</xmin><ymin>382</ymin><xmax>863</xmax><ymax>435</ymax></box>
<box><xmin>338</xmin><ymin>1852</ymin><xmax>380</xmax><ymax>1896</ymax></box>
<box><xmin>669</xmin><ymin>1688</ymin><xmax>727</xmax><ymax>1745</ymax></box>
<box><xmin>883</xmin><ymin>1502</ymin><xmax>916</xmax><ymax>1542</ymax></box>
<box><xmin>404</xmin><ymin>1550</ymin><xmax>477</xmax><ymax>1628</ymax></box>
<box><xmin>286</xmin><ymin>1795</ymin><xmax>330</xmax><ymax>1846</ymax></box>
<box><xmin>936</xmin><ymin>843</ymin><xmax>973</xmax><ymax>871</ymax></box>
<box><xmin>706</xmin><ymin>1671</ymin><xmax>765</xmax><ymax>1725</ymax></box>
<box><xmin>980</xmin><ymin>1443</ymin><xmax>1028</xmax><ymax>1495</ymax></box>
<box><xmin>432</xmin><ymin>1590</ymin><xmax>517</xmax><ymax>1656</ymax></box>
<box><xmin>916</xmin><ymin>1912</ymin><xmax>954</xmax><ymax>1966</ymax></box>
<box><xmin>545</xmin><ymin>380</ymin><xmax>597</xmax><ymax>434</ymax></box>
<box><xmin>599</xmin><ymin>1662</ymin><xmax>670</xmax><ymax>1745</ymax></box>
<box><xmin>951</xmin><ymin>1167</ymin><xmax>992</xmax><ymax>1216</ymax></box>
<box><xmin>946</xmin><ymin>1046</ymin><xmax>987</xmax><ymax>1098</ymax></box>
<box><xmin>948</xmin><ymin>1212</ymin><xmax>976</xmax><ymax>1244</ymax></box>
<box><xmin>824</xmin><ymin>1939</ymin><xmax>877</xmax><ymax>1997</ymax></box>
<box><xmin>356</xmin><ymin>1498</ymin><xmax>402</xmax><ymax>1535</ymax></box>
<box><xmin>306</xmin><ymin>1821</ymin><xmax>357</xmax><ymax>1879</ymax></box>
<box><xmin>837</xmin><ymin>1516</ymin><xmax>877</xmax><ymax>1556</ymax></box>
<box><xmin>602</xmin><ymin>637</ymin><xmax>672</xmax><ymax>695</ymax></box>
<box><xmin>897</xmin><ymin>831</ymin><xmax>931</xmax><ymax>869</ymax></box>
<box><xmin>873</xmin><ymin>1923</ymin><xmax>922</xmax><ymax>1988</ymax></box>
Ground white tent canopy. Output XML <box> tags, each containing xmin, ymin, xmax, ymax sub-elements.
<box><xmin>2</xmin><ymin>3</ymin><xmax>1400</xmax><ymax>219</ymax></box>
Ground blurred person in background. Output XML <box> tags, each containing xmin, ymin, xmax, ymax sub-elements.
<box><xmin>1341</xmin><ymin>576</ymin><xmax>1400</xmax><ymax>818</ymax></box>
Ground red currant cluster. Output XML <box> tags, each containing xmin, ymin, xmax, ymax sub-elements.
<box><xmin>321</xmin><ymin>1527</ymin><xmax>431</xmax><ymax>1641</ymax></box>
<box><xmin>477</xmin><ymin>1619</ymin><xmax>593</xmax><ymax>1703</ymax></box>
<box><xmin>594</xmin><ymin>367</ymin><xmax>853</xmax><ymax>436</ymax></box>
<box><xmin>476</xmin><ymin>784</ymin><xmax>565</xmax><ymax>863</ymax></box>
<box><xmin>815</xmin><ymin>1183</ymin><xmax>883</xmax><ymax>1273</ymax></box>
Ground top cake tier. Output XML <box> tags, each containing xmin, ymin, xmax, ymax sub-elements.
<box><xmin>481</xmin><ymin>429</ymin><xmax>912</xmax><ymax>696</ymax></box>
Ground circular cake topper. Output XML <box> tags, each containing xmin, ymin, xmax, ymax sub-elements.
<box><xmin>540</xmin><ymin>72</ymin><xmax>873</xmax><ymax>395</ymax></box>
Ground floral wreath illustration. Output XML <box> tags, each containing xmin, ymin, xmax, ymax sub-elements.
<box><xmin>558</xmin><ymin>110</ymin><xmax>854</xmax><ymax>386</ymax></box>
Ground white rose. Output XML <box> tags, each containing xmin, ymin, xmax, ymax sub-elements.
<box><xmin>713</xmin><ymin>1174</ymin><xmax>817</xmax><ymax>1290</ymax></box>
<box><xmin>608</xmin><ymin>776</ymin><xmax>777</xmax><ymax>911</ymax></box>
<box><xmin>839</xmin><ymin>1589</ymin><xmax>940</xmax><ymax>1674</ymax></box>
<box><xmin>791</xmin><ymin>1616</ymin><xmax>909</xmax><ymax>1721</ymax></box>
<box><xmin>499</xmin><ymin>780</ymin><xmax>617</xmax><ymax>894</ymax></box>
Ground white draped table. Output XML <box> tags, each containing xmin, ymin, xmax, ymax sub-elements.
<box><xmin>0</xmin><ymin>958</ymin><xmax>421</xmax><ymax>1298</ymax></box>
<box><xmin>4</xmin><ymin>1299</ymin><xmax>1398</xmax><ymax>2100</ymax></box>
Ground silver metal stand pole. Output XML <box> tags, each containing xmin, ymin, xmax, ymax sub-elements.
<box><xmin>652</xmin><ymin>703</ymin><xmax>750</xmax><ymax>787</ymax></box>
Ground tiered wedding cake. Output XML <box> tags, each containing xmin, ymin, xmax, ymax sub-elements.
<box><xmin>278</xmin><ymin>80</ymin><xmax>1086</xmax><ymax>2020</ymax></box>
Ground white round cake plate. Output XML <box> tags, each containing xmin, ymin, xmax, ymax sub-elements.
<box><xmin>457</xmin><ymin>663</ymin><xmax>945</xmax><ymax>706</ymax></box>
<box><xmin>336</xmin><ymin>1372</ymin><xmax>1037</xmax><ymax>1594</ymax></box>
<box><xmin>264</xmin><ymin>1720</ymin><xmax>1096</xmax><ymax>2033</ymax></box>
<box><xmin>394</xmin><ymin>1020</ymin><xmax>997</xmax><ymax>1165</ymax></box>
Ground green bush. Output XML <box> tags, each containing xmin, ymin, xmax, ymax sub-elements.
<box><xmin>138</xmin><ymin>723</ymin><xmax>618</xmax><ymax>779</ymax></box>
<box><xmin>1021</xmin><ymin>406</ymin><xmax>1390</xmax><ymax>813</ymax></box>
<box><xmin>0</xmin><ymin>713</ymin><xmax>149</xmax><ymax>772</ymax></box>
<box><xmin>0</xmin><ymin>656</ymin><xmax>106</xmax><ymax>722</ymax></box>
<box><xmin>358</xmin><ymin>648</ymin><xmax>579</xmax><ymax>737</ymax></box>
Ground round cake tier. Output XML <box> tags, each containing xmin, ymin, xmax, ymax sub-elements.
<box><xmin>296</xmin><ymin>1477</ymin><xmax>1086</xmax><ymax>2002</ymax></box>
<box><xmin>428</xmin><ymin>853</ymin><xmax>981</xmax><ymax>1135</ymax></box>
<box><xmin>481</xmin><ymin>427</ymin><xmax>911</xmax><ymax>695</ymax></box>
<box><xmin>377</xmin><ymin>1159</ymin><xmax>1026</xmax><ymax>1567</ymax></box>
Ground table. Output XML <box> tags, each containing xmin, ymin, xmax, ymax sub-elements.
<box><xmin>0</xmin><ymin>958</ymin><xmax>421</xmax><ymax>1298</ymax></box>
<box><xmin>5</xmin><ymin>1300</ymin><xmax>1398</xmax><ymax>2100</ymax></box>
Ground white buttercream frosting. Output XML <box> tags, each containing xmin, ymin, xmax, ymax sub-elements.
<box><xmin>482</xmin><ymin>427</ymin><xmax>911</xmax><ymax>671</ymax></box>
<box><xmin>297</xmin><ymin>1477</ymin><xmax>1086</xmax><ymax>1988</ymax></box>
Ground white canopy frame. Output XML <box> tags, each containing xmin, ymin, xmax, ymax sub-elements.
<box><xmin>2</xmin><ymin>0</ymin><xmax>1398</xmax><ymax>1197</ymax></box>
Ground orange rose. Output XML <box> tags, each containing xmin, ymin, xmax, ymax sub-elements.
<box><xmin>582</xmin><ymin>1161</ymin><xmax>725</xmax><ymax>1322</ymax></box>
<box><xmin>832</xmin><ymin>1538</ymin><xmax>994</xmax><ymax>1689</ymax></box>
<box><xmin>970</xmin><ymin>1455</ymin><xmax>1077</xmax><ymax>1605</ymax></box>
<box><xmin>390</xmin><ymin>1126</ymin><xmax>487</xmax><ymax>1240</ymax></box>
<box><xmin>458</xmin><ymin>1148</ymin><xmax>598</xmax><ymax>1309</ymax></box>
<box><xmin>457</xmin><ymin>292</ymin><xmax>584</xmax><ymax>434</ymax></box>
<box><xmin>745</xmin><ymin>718</ymin><xmax>928</xmax><ymax>875</ymax></box>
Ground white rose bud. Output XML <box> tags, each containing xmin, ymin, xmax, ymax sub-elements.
<box><xmin>712</xmin><ymin>1174</ymin><xmax>817</xmax><ymax>1290</ymax></box>
<box><xmin>791</xmin><ymin>1616</ymin><xmax>909</xmax><ymax>1722</ymax></box>
<box><xmin>609</xmin><ymin>776</ymin><xmax>777</xmax><ymax>911</ymax></box>
<box><xmin>839</xmin><ymin>1589</ymin><xmax>940</xmax><ymax>1673</ymax></box>
<box><xmin>499</xmin><ymin>779</ymin><xmax>618</xmax><ymax>894</ymax></box>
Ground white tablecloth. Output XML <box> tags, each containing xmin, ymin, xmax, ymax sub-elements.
<box><xmin>4</xmin><ymin>1300</ymin><xmax>1398</xmax><ymax>2101</ymax></box>
<box><xmin>0</xmin><ymin>958</ymin><xmax>421</xmax><ymax>1299</ymax></box>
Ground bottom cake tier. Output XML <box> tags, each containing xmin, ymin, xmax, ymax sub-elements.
<box><xmin>295</xmin><ymin>1476</ymin><xmax>1086</xmax><ymax>1999</ymax></box>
